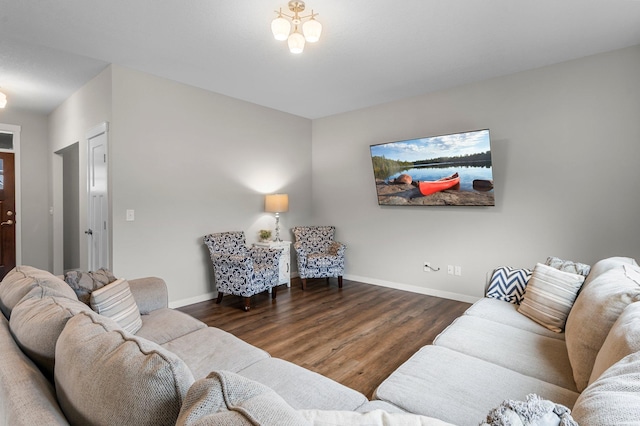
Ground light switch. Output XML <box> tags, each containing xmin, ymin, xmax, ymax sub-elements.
<box><xmin>126</xmin><ymin>209</ymin><xmax>135</xmax><ymax>221</ymax></box>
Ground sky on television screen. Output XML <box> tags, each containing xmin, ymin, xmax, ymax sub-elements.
<box><xmin>371</xmin><ymin>129</ymin><xmax>491</xmax><ymax>162</ymax></box>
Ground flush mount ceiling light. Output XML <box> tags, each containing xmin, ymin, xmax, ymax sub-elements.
<box><xmin>271</xmin><ymin>1</ymin><xmax>322</xmax><ymax>54</ymax></box>
<box><xmin>0</xmin><ymin>90</ymin><xmax>6</xmax><ymax>109</ymax></box>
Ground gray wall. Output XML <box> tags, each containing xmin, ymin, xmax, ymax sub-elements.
<box><xmin>0</xmin><ymin>108</ymin><xmax>50</xmax><ymax>270</ymax></box>
<box><xmin>311</xmin><ymin>45</ymin><xmax>640</xmax><ymax>302</ymax></box>
<box><xmin>109</xmin><ymin>66</ymin><xmax>312</xmax><ymax>306</ymax></box>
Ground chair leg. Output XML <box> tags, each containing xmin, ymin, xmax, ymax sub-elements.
<box><xmin>243</xmin><ymin>297</ymin><xmax>251</xmax><ymax>311</ymax></box>
<box><xmin>272</xmin><ymin>285</ymin><xmax>277</xmax><ymax>300</ymax></box>
<box><xmin>338</xmin><ymin>276</ymin><xmax>343</xmax><ymax>288</ymax></box>
<box><xmin>301</xmin><ymin>278</ymin><xmax>307</xmax><ymax>290</ymax></box>
<box><xmin>216</xmin><ymin>292</ymin><xmax>224</xmax><ymax>304</ymax></box>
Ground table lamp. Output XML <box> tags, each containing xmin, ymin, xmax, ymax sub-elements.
<box><xmin>265</xmin><ymin>194</ymin><xmax>289</xmax><ymax>242</ymax></box>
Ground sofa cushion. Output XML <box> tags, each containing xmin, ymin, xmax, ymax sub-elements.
<box><xmin>588</xmin><ymin>301</ymin><xmax>640</xmax><ymax>385</ymax></box>
<box><xmin>0</xmin><ymin>266</ymin><xmax>77</xmax><ymax>319</ymax></box>
<box><xmin>0</xmin><ymin>315</ymin><xmax>69</xmax><ymax>425</ymax></box>
<box><xmin>486</xmin><ymin>266</ymin><xmax>532</xmax><ymax>304</ymax></box>
<box><xmin>9</xmin><ymin>292</ymin><xmax>92</xmax><ymax>378</ymax></box>
<box><xmin>238</xmin><ymin>358</ymin><xmax>368</xmax><ymax>411</ymax></box>
<box><xmin>572</xmin><ymin>351</ymin><xmax>640</xmax><ymax>425</ymax></box>
<box><xmin>90</xmin><ymin>278</ymin><xmax>142</xmax><ymax>333</ymax></box>
<box><xmin>517</xmin><ymin>263</ymin><xmax>584</xmax><ymax>333</ymax></box>
<box><xmin>176</xmin><ymin>370</ymin><xmax>309</xmax><ymax>426</ymax></box>
<box><xmin>464</xmin><ymin>298</ymin><xmax>565</xmax><ymax>340</ymax></box>
<box><xmin>373</xmin><ymin>345</ymin><xmax>579</xmax><ymax>426</ymax></box>
<box><xmin>565</xmin><ymin>259</ymin><xmax>640</xmax><ymax>391</ymax></box>
<box><xmin>300</xmin><ymin>409</ymin><xmax>456</xmax><ymax>425</ymax></box>
<box><xmin>55</xmin><ymin>311</ymin><xmax>194</xmax><ymax>426</ymax></box>
<box><xmin>433</xmin><ymin>315</ymin><xmax>576</xmax><ymax>390</ymax></box>
<box><xmin>136</xmin><ymin>308</ymin><xmax>207</xmax><ymax>345</ymax></box>
<box><xmin>545</xmin><ymin>256</ymin><xmax>591</xmax><ymax>276</ymax></box>
<box><xmin>161</xmin><ymin>326</ymin><xmax>270</xmax><ymax>379</ymax></box>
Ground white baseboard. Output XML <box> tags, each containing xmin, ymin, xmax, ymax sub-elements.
<box><xmin>344</xmin><ymin>274</ymin><xmax>481</xmax><ymax>304</ymax></box>
<box><xmin>169</xmin><ymin>273</ymin><xmax>479</xmax><ymax>308</ymax></box>
<box><xmin>169</xmin><ymin>291</ymin><xmax>217</xmax><ymax>309</ymax></box>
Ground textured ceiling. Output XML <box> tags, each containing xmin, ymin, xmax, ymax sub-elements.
<box><xmin>1</xmin><ymin>1</ymin><xmax>640</xmax><ymax>118</ymax></box>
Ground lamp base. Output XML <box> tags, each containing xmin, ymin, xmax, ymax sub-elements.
<box><xmin>274</xmin><ymin>213</ymin><xmax>282</xmax><ymax>242</ymax></box>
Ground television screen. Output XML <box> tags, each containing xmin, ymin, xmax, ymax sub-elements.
<box><xmin>369</xmin><ymin>129</ymin><xmax>494</xmax><ymax>206</ymax></box>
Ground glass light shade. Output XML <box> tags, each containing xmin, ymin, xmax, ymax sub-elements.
<box><xmin>271</xmin><ymin>16</ymin><xmax>291</xmax><ymax>41</ymax></box>
<box><xmin>265</xmin><ymin>194</ymin><xmax>289</xmax><ymax>213</ymax></box>
<box><xmin>303</xmin><ymin>18</ymin><xmax>322</xmax><ymax>42</ymax></box>
<box><xmin>0</xmin><ymin>92</ymin><xmax>6</xmax><ymax>108</ymax></box>
<box><xmin>288</xmin><ymin>31</ymin><xmax>305</xmax><ymax>54</ymax></box>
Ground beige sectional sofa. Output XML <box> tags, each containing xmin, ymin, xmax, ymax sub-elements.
<box><xmin>1</xmin><ymin>257</ymin><xmax>639</xmax><ymax>425</ymax></box>
<box><xmin>373</xmin><ymin>256</ymin><xmax>640</xmax><ymax>425</ymax></box>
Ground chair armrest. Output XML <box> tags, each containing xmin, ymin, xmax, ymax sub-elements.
<box><xmin>128</xmin><ymin>277</ymin><xmax>169</xmax><ymax>314</ymax></box>
<box><xmin>249</xmin><ymin>247</ymin><xmax>281</xmax><ymax>264</ymax></box>
<box><xmin>213</xmin><ymin>253</ymin><xmax>252</xmax><ymax>269</ymax></box>
<box><xmin>328</xmin><ymin>241</ymin><xmax>346</xmax><ymax>256</ymax></box>
<box><xmin>293</xmin><ymin>242</ymin><xmax>309</xmax><ymax>268</ymax></box>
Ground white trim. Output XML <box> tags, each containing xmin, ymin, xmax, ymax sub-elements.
<box><xmin>169</xmin><ymin>291</ymin><xmax>217</xmax><ymax>309</ymax></box>
<box><xmin>344</xmin><ymin>273</ymin><xmax>481</xmax><ymax>304</ymax></box>
<box><xmin>0</xmin><ymin>123</ymin><xmax>22</xmax><ymax>267</ymax></box>
<box><xmin>86</xmin><ymin>122</ymin><xmax>110</xmax><ymax>271</ymax></box>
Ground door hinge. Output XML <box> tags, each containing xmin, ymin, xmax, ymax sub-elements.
<box><xmin>104</xmin><ymin>154</ymin><xmax>107</xmax><ymax>163</ymax></box>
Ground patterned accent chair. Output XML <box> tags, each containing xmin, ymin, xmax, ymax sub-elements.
<box><xmin>204</xmin><ymin>231</ymin><xmax>281</xmax><ymax>311</ymax></box>
<box><xmin>292</xmin><ymin>226</ymin><xmax>346</xmax><ymax>290</ymax></box>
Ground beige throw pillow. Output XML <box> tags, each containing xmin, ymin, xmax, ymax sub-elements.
<box><xmin>90</xmin><ymin>278</ymin><xmax>142</xmax><ymax>334</ymax></box>
<box><xmin>518</xmin><ymin>263</ymin><xmax>584</xmax><ymax>333</ymax></box>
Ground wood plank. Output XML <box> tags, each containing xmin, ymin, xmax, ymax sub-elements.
<box><xmin>178</xmin><ymin>277</ymin><xmax>471</xmax><ymax>398</ymax></box>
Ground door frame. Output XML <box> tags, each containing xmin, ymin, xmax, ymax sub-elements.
<box><xmin>86</xmin><ymin>122</ymin><xmax>110</xmax><ymax>271</ymax></box>
<box><xmin>0</xmin><ymin>123</ymin><xmax>22</xmax><ymax>267</ymax></box>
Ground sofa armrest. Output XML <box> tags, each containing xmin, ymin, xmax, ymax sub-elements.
<box><xmin>128</xmin><ymin>277</ymin><xmax>168</xmax><ymax>314</ymax></box>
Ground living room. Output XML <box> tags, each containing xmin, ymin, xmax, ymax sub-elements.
<box><xmin>0</xmin><ymin>3</ymin><xmax>639</xmax><ymax>310</ymax></box>
<box><xmin>2</xmin><ymin>3</ymin><xmax>640</xmax><ymax>425</ymax></box>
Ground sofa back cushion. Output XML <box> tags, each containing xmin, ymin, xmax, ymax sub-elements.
<box><xmin>588</xmin><ymin>300</ymin><xmax>640</xmax><ymax>385</ymax></box>
<box><xmin>0</xmin><ymin>266</ymin><xmax>77</xmax><ymax>319</ymax></box>
<box><xmin>572</xmin><ymin>351</ymin><xmax>640</xmax><ymax>425</ymax></box>
<box><xmin>55</xmin><ymin>311</ymin><xmax>194</xmax><ymax>426</ymax></box>
<box><xmin>564</xmin><ymin>258</ymin><xmax>640</xmax><ymax>391</ymax></box>
<box><xmin>9</xmin><ymin>291</ymin><xmax>92</xmax><ymax>378</ymax></box>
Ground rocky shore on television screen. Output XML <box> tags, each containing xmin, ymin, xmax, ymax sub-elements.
<box><xmin>375</xmin><ymin>180</ymin><xmax>495</xmax><ymax>206</ymax></box>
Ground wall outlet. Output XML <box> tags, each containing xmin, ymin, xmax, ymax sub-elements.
<box><xmin>447</xmin><ymin>265</ymin><xmax>454</xmax><ymax>275</ymax></box>
<box><xmin>126</xmin><ymin>209</ymin><xmax>135</xmax><ymax>221</ymax></box>
<box><xmin>455</xmin><ymin>265</ymin><xmax>462</xmax><ymax>276</ymax></box>
<box><xmin>423</xmin><ymin>262</ymin><xmax>431</xmax><ymax>272</ymax></box>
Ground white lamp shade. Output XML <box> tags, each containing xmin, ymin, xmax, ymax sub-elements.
<box><xmin>271</xmin><ymin>16</ymin><xmax>291</xmax><ymax>41</ymax></box>
<box><xmin>265</xmin><ymin>194</ymin><xmax>289</xmax><ymax>213</ymax></box>
<box><xmin>303</xmin><ymin>18</ymin><xmax>322</xmax><ymax>43</ymax></box>
<box><xmin>0</xmin><ymin>92</ymin><xmax>6</xmax><ymax>109</ymax></box>
<box><xmin>288</xmin><ymin>31</ymin><xmax>305</xmax><ymax>54</ymax></box>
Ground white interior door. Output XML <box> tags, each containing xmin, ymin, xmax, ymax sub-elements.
<box><xmin>87</xmin><ymin>123</ymin><xmax>109</xmax><ymax>271</ymax></box>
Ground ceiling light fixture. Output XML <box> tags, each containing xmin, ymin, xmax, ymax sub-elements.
<box><xmin>0</xmin><ymin>90</ymin><xmax>6</xmax><ymax>109</ymax></box>
<box><xmin>271</xmin><ymin>1</ymin><xmax>322</xmax><ymax>54</ymax></box>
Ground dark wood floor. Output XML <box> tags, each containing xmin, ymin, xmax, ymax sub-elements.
<box><xmin>178</xmin><ymin>277</ymin><xmax>471</xmax><ymax>398</ymax></box>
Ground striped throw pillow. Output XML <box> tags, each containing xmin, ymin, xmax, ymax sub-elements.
<box><xmin>90</xmin><ymin>279</ymin><xmax>142</xmax><ymax>334</ymax></box>
<box><xmin>518</xmin><ymin>263</ymin><xmax>585</xmax><ymax>333</ymax></box>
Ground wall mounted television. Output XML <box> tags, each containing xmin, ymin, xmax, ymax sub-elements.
<box><xmin>369</xmin><ymin>129</ymin><xmax>495</xmax><ymax>206</ymax></box>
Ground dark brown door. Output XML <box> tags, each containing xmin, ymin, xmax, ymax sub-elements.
<box><xmin>0</xmin><ymin>152</ymin><xmax>16</xmax><ymax>280</ymax></box>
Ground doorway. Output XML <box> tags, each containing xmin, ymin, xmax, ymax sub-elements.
<box><xmin>0</xmin><ymin>125</ymin><xmax>21</xmax><ymax>280</ymax></box>
<box><xmin>56</xmin><ymin>143</ymin><xmax>81</xmax><ymax>271</ymax></box>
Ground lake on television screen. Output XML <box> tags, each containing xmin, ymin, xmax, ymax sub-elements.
<box><xmin>387</xmin><ymin>166</ymin><xmax>493</xmax><ymax>192</ymax></box>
